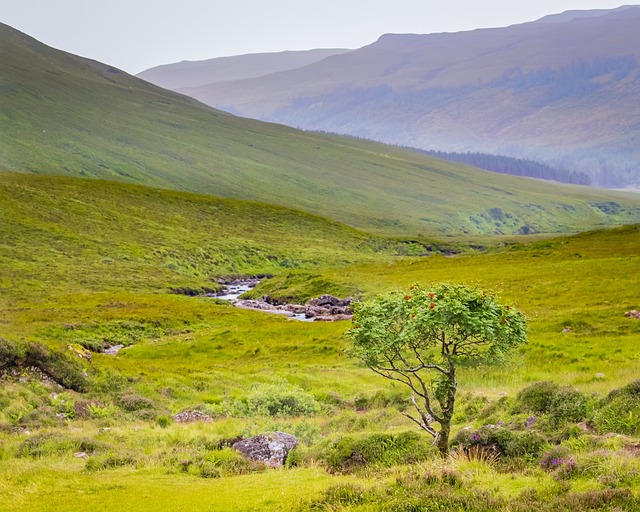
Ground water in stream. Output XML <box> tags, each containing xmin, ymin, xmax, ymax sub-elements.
<box><xmin>214</xmin><ymin>281</ymin><xmax>312</xmax><ymax>321</ymax></box>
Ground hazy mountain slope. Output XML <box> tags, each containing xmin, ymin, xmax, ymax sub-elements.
<box><xmin>165</xmin><ymin>7</ymin><xmax>640</xmax><ymax>187</ymax></box>
<box><xmin>2</xmin><ymin>22</ymin><xmax>640</xmax><ymax>238</ymax></box>
<box><xmin>137</xmin><ymin>48</ymin><xmax>350</xmax><ymax>91</ymax></box>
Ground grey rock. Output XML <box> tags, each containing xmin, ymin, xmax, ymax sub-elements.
<box><xmin>172</xmin><ymin>410</ymin><xmax>213</xmax><ymax>423</ymax></box>
<box><xmin>232</xmin><ymin>432</ymin><xmax>298</xmax><ymax>467</ymax></box>
<box><xmin>525</xmin><ymin>415</ymin><xmax>537</xmax><ymax>429</ymax></box>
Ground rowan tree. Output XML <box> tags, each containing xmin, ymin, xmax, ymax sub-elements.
<box><xmin>346</xmin><ymin>282</ymin><xmax>527</xmax><ymax>456</ymax></box>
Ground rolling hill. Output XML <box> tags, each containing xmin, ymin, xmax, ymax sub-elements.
<box><xmin>137</xmin><ymin>48</ymin><xmax>350</xmax><ymax>92</ymax></box>
<box><xmin>143</xmin><ymin>6</ymin><xmax>640</xmax><ymax>187</ymax></box>
<box><xmin>2</xmin><ymin>22</ymin><xmax>640</xmax><ymax>237</ymax></box>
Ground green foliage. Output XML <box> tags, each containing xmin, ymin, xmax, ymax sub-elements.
<box><xmin>348</xmin><ymin>282</ymin><xmax>527</xmax><ymax>369</ymax></box>
<box><xmin>85</xmin><ymin>452</ymin><xmax>139</xmax><ymax>471</ymax></box>
<box><xmin>516</xmin><ymin>382</ymin><xmax>592</xmax><ymax>426</ymax></box>
<box><xmin>592</xmin><ymin>380</ymin><xmax>640</xmax><ymax>435</ymax></box>
<box><xmin>116</xmin><ymin>393</ymin><xmax>156</xmax><ymax>412</ymax></box>
<box><xmin>453</xmin><ymin>426</ymin><xmax>547</xmax><ymax>459</ymax></box>
<box><xmin>0</xmin><ymin>339</ymin><xmax>87</xmax><ymax>392</ymax></box>
<box><xmin>516</xmin><ymin>381</ymin><xmax>561</xmax><ymax>414</ymax></box>
<box><xmin>312</xmin><ymin>431</ymin><xmax>435</xmax><ymax>473</ymax></box>
<box><xmin>242</xmin><ymin>380</ymin><xmax>322</xmax><ymax>417</ymax></box>
<box><xmin>0</xmin><ymin>337</ymin><xmax>26</xmax><ymax>368</ymax></box>
<box><xmin>85</xmin><ymin>402</ymin><xmax>119</xmax><ymax>420</ymax></box>
<box><xmin>347</xmin><ymin>282</ymin><xmax>527</xmax><ymax>454</ymax></box>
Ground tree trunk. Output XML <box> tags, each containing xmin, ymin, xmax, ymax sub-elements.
<box><xmin>436</xmin><ymin>420</ymin><xmax>451</xmax><ymax>457</ymax></box>
<box><xmin>436</xmin><ymin>363</ymin><xmax>457</xmax><ymax>457</ymax></box>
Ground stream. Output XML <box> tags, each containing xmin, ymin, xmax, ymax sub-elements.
<box><xmin>214</xmin><ymin>280</ymin><xmax>313</xmax><ymax>321</ymax></box>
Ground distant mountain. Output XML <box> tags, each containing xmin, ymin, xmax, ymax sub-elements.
<box><xmin>142</xmin><ymin>6</ymin><xmax>640</xmax><ymax>187</ymax></box>
<box><xmin>137</xmin><ymin>48</ymin><xmax>350</xmax><ymax>91</ymax></box>
<box><xmin>2</xmin><ymin>22</ymin><xmax>640</xmax><ymax>238</ymax></box>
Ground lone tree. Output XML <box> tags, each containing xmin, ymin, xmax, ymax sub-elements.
<box><xmin>346</xmin><ymin>283</ymin><xmax>527</xmax><ymax>456</ymax></box>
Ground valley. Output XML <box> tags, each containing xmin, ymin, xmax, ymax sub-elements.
<box><xmin>1</xmin><ymin>8</ymin><xmax>640</xmax><ymax>512</ymax></box>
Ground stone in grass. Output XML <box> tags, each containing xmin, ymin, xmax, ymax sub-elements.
<box><xmin>232</xmin><ymin>432</ymin><xmax>298</xmax><ymax>467</ymax></box>
<box><xmin>172</xmin><ymin>410</ymin><xmax>213</xmax><ymax>423</ymax></box>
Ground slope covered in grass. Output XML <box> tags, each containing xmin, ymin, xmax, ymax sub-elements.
<box><xmin>2</xmin><ymin>23</ymin><xmax>640</xmax><ymax>236</ymax></box>
<box><xmin>0</xmin><ymin>172</ymin><xmax>402</xmax><ymax>301</ymax></box>
<box><xmin>0</xmin><ymin>170</ymin><xmax>638</xmax><ymax>510</ymax></box>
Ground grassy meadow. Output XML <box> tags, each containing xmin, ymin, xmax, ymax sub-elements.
<box><xmin>1</xmin><ymin>171</ymin><xmax>639</xmax><ymax>511</ymax></box>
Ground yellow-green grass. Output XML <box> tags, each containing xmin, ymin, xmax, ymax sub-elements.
<box><xmin>1</xmin><ymin>173</ymin><xmax>639</xmax><ymax>510</ymax></box>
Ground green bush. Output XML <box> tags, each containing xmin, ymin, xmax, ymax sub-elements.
<box><xmin>16</xmin><ymin>433</ymin><xmax>75</xmax><ymax>458</ymax></box>
<box><xmin>453</xmin><ymin>426</ymin><xmax>547</xmax><ymax>459</ymax></box>
<box><xmin>309</xmin><ymin>483</ymin><xmax>368</xmax><ymax>508</ymax></box>
<box><xmin>592</xmin><ymin>380</ymin><xmax>640</xmax><ymax>435</ymax></box>
<box><xmin>85</xmin><ymin>451</ymin><xmax>138</xmax><ymax>471</ymax></box>
<box><xmin>24</xmin><ymin>342</ymin><xmax>87</xmax><ymax>392</ymax></box>
<box><xmin>516</xmin><ymin>381</ymin><xmax>561</xmax><ymax>414</ymax></box>
<box><xmin>0</xmin><ymin>337</ymin><xmax>26</xmax><ymax>368</ymax></box>
<box><xmin>516</xmin><ymin>381</ymin><xmax>591</xmax><ymax>427</ymax></box>
<box><xmin>116</xmin><ymin>393</ymin><xmax>156</xmax><ymax>412</ymax></box>
<box><xmin>156</xmin><ymin>415</ymin><xmax>172</xmax><ymax>428</ymax></box>
<box><xmin>549</xmin><ymin>387</ymin><xmax>591</xmax><ymax>425</ymax></box>
<box><xmin>316</xmin><ymin>431</ymin><xmax>435</xmax><ymax>473</ymax></box>
<box><xmin>243</xmin><ymin>380</ymin><xmax>322</xmax><ymax>417</ymax></box>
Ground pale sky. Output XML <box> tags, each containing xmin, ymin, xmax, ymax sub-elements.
<box><xmin>2</xmin><ymin>1</ymin><xmax>635</xmax><ymax>73</ymax></box>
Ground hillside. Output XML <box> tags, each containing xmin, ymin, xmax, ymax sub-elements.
<box><xmin>0</xmin><ymin>172</ymin><xmax>403</xmax><ymax>302</ymax></box>
<box><xmin>1</xmin><ymin>171</ymin><xmax>639</xmax><ymax>510</ymax></box>
<box><xmin>137</xmin><ymin>48</ymin><xmax>350</xmax><ymax>91</ymax></box>
<box><xmin>2</xmin><ymin>22</ymin><xmax>640</xmax><ymax>237</ymax></box>
<box><xmin>147</xmin><ymin>6</ymin><xmax>640</xmax><ymax>187</ymax></box>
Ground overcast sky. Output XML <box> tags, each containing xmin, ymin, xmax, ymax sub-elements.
<box><xmin>2</xmin><ymin>1</ymin><xmax>635</xmax><ymax>73</ymax></box>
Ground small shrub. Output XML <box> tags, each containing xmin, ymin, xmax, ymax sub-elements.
<box><xmin>316</xmin><ymin>483</ymin><xmax>368</xmax><ymax>507</ymax></box>
<box><xmin>516</xmin><ymin>381</ymin><xmax>560</xmax><ymax>414</ymax></box>
<box><xmin>453</xmin><ymin>426</ymin><xmax>547</xmax><ymax>459</ymax></box>
<box><xmin>116</xmin><ymin>393</ymin><xmax>155</xmax><ymax>412</ymax></box>
<box><xmin>197</xmin><ymin>461</ymin><xmax>221</xmax><ymax>478</ymax></box>
<box><xmin>548</xmin><ymin>387</ymin><xmax>591</xmax><ymax>425</ymax></box>
<box><xmin>16</xmin><ymin>433</ymin><xmax>75</xmax><ymax>458</ymax></box>
<box><xmin>243</xmin><ymin>380</ymin><xmax>321</xmax><ymax>417</ymax></box>
<box><xmin>592</xmin><ymin>380</ymin><xmax>640</xmax><ymax>435</ymax></box>
<box><xmin>85</xmin><ymin>451</ymin><xmax>138</xmax><ymax>471</ymax></box>
<box><xmin>539</xmin><ymin>446</ymin><xmax>570</xmax><ymax>470</ymax></box>
<box><xmin>0</xmin><ymin>338</ymin><xmax>26</xmax><ymax>368</ymax></box>
<box><xmin>575</xmin><ymin>450</ymin><xmax>640</xmax><ymax>487</ymax></box>
<box><xmin>25</xmin><ymin>343</ymin><xmax>87</xmax><ymax>392</ymax></box>
<box><xmin>85</xmin><ymin>402</ymin><xmax>118</xmax><ymax>420</ymax></box>
<box><xmin>203</xmin><ymin>447</ymin><xmax>264</xmax><ymax>475</ymax></box>
<box><xmin>156</xmin><ymin>415</ymin><xmax>172</xmax><ymax>428</ymax></box>
<box><xmin>317</xmin><ymin>431</ymin><xmax>434</xmax><ymax>473</ymax></box>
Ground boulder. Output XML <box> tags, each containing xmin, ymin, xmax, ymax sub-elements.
<box><xmin>232</xmin><ymin>432</ymin><xmax>298</xmax><ymax>467</ymax></box>
<box><xmin>172</xmin><ymin>410</ymin><xmax>213</xmax><ymax>423</ymax></box>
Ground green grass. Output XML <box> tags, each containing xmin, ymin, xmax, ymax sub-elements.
<box><xmin>0</xmin><ymin>171</ymin><xmax>638</xmax><ymax>509</ymax></box>
<box><xmin>2</xmin><ymin>23</ymin><xmax>640</xmax><ymax>237</ymax></box>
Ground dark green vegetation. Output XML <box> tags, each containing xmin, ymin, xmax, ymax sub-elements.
<box><xmin>3</xmin><ymin>23</ymin><xmax>640</xmax><ymax>237</ymax></box>
<box><xmin>0</xmin><ymin>165</ymin><xmax>638</xmax><ymax>509</ymax></box>
<box><xmin>153</xmin><ymin>6</ymin><xmax>640</xmax><ymax>187</ymax></box>
<box><xmin>421</xmin><ymin>150</ymin><xmax>591</xmax><ymax>185</ymax></box>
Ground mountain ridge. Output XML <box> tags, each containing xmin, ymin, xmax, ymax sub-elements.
<box><xmin>142</xmin><ymin>7</ymin><xmax>640</xmax><ymax>187</ymax></box>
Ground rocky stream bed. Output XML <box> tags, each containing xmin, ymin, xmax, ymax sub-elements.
<box><xmin>213</xmin><ymin>279</ymin><xmax>353</xmax><ymax>322</ymax></box>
